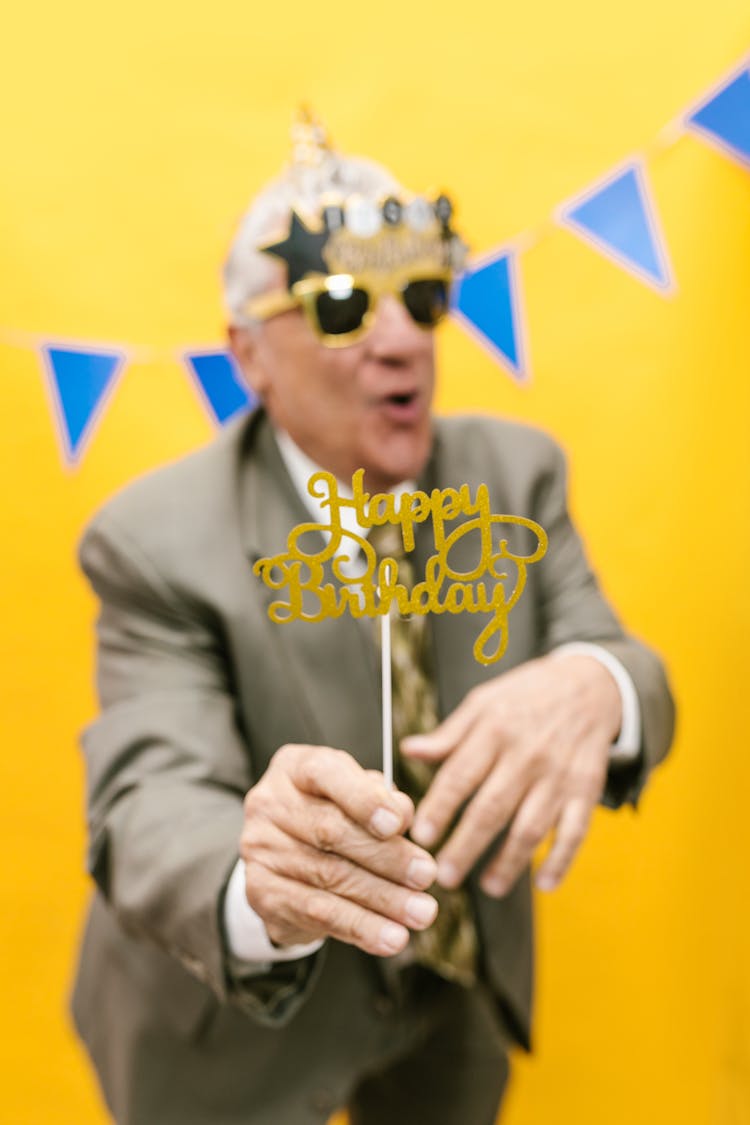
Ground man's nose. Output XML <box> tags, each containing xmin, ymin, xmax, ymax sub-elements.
<box><xmin>366</xmin><ymin>294</ymin><xmax>431</xmax><ymax>362</ymax></box>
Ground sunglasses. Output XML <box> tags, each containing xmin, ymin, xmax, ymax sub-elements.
<box><xmin>244</xmin><ymin>271</ymin><xmax>452</xmax><ymax>347</ymax></box>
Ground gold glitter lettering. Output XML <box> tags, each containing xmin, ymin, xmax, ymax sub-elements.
<box><xmin>253</xmin><ymin>471</ymin><xmax>548</xmax><ymax>666</ymax></box>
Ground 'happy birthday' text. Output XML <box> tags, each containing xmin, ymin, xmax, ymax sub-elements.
<box><xmin>253</xmin><ymin>470</ymin><xmax>548</xmax><ymax>665</ymax></box>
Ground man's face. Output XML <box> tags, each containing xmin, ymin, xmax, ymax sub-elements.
<box><xmin>231</xmin><ymin>283</ymin><xmax>437</xmax><ymax>494</ymax></box>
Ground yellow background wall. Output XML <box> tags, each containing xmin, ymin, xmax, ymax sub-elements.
<box><xmin>2</xmin><ymin>3</ymin><xmax>749</xmax><ymax>1122</ymax></box>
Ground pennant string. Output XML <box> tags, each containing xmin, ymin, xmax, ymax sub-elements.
<box><xmin>0</xmin><ymin>52</ymin><xmax>748</xmax><ymax>461</ymax></box>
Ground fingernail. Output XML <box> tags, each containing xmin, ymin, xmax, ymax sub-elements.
<box><xmin>536</xmin><ymin>873</ymin><xmax>557</xmax><ymax>892</ymax></box>
<box><xmin>436</xmin><ymin>859</ymin><xmax>459</xmax><ymax>888</ymax></box>
<box><xmin>481</xmin><ymin>877</ymin><xmax>506</xmax><ymax>898</ymax></box>
<box><xmin>406</xmin><ymin>856</ymin><xmax>437</xmax><ymax>888</ymax></box>
<box><xmin>379</xmin><ymin>922</ymin><xmax>408</xmax><ymax>953</ymax></box>
<box><xmin>411</xmin><ymin>817</ymin><xmax>437</xmax><ymax>847</ymax></box>
<box><xmin>402</xmin><ymin>735</ymin><xmax>439</xmax><ymax>755</ymax></box>
<box><xmin>370</xmin><ymin>808</ymin><xmax>401</xmax><ymax>837</ymax></box>
<box><xmin>406</xmin><ymin>895</ymin><xmax>438</xmax><ymax>928</ymax></box>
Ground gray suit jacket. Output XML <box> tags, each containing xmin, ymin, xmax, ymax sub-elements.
<box><xmin>71</xmin><ymin>409</ymin><xmax>674</xmax><ymax>1124</ymax></box>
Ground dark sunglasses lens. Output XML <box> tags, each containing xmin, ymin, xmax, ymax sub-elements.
<box><xmin>402</xmin><ymin>279</ymin><xmax>449</xmax><ymax>326</ymax></box>
<box><xmin>315</xmin><ymin>287</ymin><xmax>369</xmax><ymax>336</ymax></box>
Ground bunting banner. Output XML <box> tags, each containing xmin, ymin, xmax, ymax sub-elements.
<box><xmin>41</xmin><ymin>345</ymin><xmax>126</xmax><ymax>465</ymax></box>
<box><xmin>2</xmin><ymin>54</ymin><xmax>748</xmax><ymax>466</ymax></box>
<box><xmin>557</xmin><ymin>161</ymin><xmax>674</xmax><ymax>292</ymax></box>
<box><xmin>685</xmin><ymin>63</ymin><xmax>750</xmax><ymax>168</ymax></box>
<box><xmin>184</xmin><ymin>350</ymin><xmax>256</xmax><ymax>426</ymax></box>
<box><xmin>452</xmin><ymin>250</ymin><xmax>527</xmax><ymax>380</ymax></box>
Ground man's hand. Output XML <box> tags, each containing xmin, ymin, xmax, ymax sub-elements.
<box><xmin>239</xmin><ymin>744</ymin><xmax>438</xmax><ymax>957</ymax></box>
<box><xmin>402</xmin><ymin>653</ymin><xmax>623</xmax><ymax>898</ymax></box>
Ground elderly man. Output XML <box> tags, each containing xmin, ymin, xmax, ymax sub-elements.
<box><xmin>72</xmin><ymin>115</ymin><xmax>674</xmax><ymax>1125</ymax></box>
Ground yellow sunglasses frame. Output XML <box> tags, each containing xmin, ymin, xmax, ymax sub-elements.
<box><xmin>244</xmin><ymin>267</ymin><xmax>453</xmax><ymax>348</ymax></box>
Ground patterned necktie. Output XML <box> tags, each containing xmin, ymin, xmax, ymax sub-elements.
<box><xmin>368</xmin><ymin>520</ymin><xmax>478</xmax><ymax>988</ymax></box>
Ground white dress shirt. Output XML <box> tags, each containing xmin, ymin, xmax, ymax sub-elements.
<box><xmin>224</xmin><ymin>429</ymin><xmax>641</xmax><ymax>965</ymax></box>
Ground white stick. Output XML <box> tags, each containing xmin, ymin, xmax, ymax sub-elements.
<box><xmin>381</xmin><ymin>609</ymin><xmax>393</xmax><ymax>790</ymax></box>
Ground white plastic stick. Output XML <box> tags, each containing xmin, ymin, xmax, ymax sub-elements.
<box><xmin>381</xmin><ymin>610</ymin><xmax>393</xmax><ymax>789</ymax></box>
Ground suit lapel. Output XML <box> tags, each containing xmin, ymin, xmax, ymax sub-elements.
<box><xmin>238</xmin><ymin>412</ymin><xmax>383</xmax><ymax>770</ymax></box>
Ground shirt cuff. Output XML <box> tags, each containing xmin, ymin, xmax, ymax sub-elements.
<box><xmin>551</xmin><ymin>642</ymin><xmax>641</xmax><ymax>763</ymax></box>
<box><xmin>224</xmin><ymin>858</ymin><xmax>325</xmax><ymax>964</ymax></box>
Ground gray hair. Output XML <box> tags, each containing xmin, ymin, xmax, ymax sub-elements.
<box><xmin>222</xmin><ymin>152</ymin><xmax>404</xmax><ymax>327</ymax></box>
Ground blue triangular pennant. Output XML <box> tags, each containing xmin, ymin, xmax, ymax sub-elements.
<box><xmin>184</xmin><ymin>350</ymin><xmax>255</xmax><ymax>426</ymax></box>
<box><xmin>42</xmin><ymin>345</ymin><xmax>124</xmax><ymax>463</ymax></box>
<box><xmin>686</xmin><ymin>66</ymin><xmax>750</xmax><ymax>169</ymax></box>
<box><xmin>452</xmin><ymin>251</ymin><xmax>526</xmax><ymax>380</ymax></box>
<box><xmin>558</xmin><ymin>162</ymin><xmax>673</xmax><ymax>291</ymax></box>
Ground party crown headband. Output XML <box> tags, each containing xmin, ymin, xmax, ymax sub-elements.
<box><xmin>258</xmin><ymin>108</ymin><xmax>467</xmax><ymax>287</ymax></box>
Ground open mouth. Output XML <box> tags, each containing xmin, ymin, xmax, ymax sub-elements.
<box><xmin>378</xmin><ymin>390</ymin><xmax>423</xmax><ymax>424</ymax></box>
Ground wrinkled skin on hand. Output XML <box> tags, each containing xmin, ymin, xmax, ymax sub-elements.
<box><xmin>240</xmin><ymin>744</ymin><xmax>439</xmax><ymax>956</ymax></box>
<box><xmin>403</xmin><ymin>653</ymin><xmax>623</xmax><ymax>896</ymax></box>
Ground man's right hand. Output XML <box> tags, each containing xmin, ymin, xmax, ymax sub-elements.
<box><xmin>239</xmin><ymin>744</ymin><xmax>439</xmax><ymax>956</ymax></box>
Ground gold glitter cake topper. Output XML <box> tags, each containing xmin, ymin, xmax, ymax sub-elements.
<box><xmin>254</xmin><ymin>471</ymin><xmax>548</xmax><ymax>666</ymax></box>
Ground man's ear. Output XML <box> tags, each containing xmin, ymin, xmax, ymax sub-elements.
<box><xmin>228</xmin><ymin>324</ymin><xmax>268</xmax><ymax>397</ymax></box>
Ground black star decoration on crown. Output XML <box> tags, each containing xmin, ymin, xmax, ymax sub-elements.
<box><xmin>260</xmin><ymin>210</ymin><xmax>330</xmax><ymax>288</ymax></box>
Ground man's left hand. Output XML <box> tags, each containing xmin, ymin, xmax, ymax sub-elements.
<box><xmin>401</xmin><ymin>653</ymin><xmax>623</xmax><ymax>898</ymax></box>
